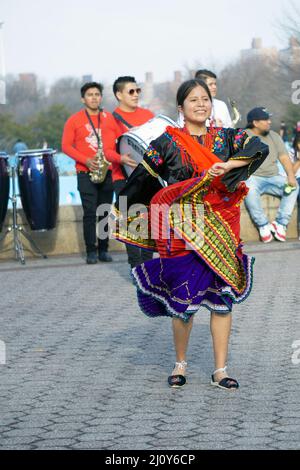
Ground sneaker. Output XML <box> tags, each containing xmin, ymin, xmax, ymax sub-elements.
<box><xmin>258</xmin><ymin>223</ymin><xmax>273</xmax><ymax>243</ymax></box>
<box><xmin>86</xmin><ymin>251</ymin><xmax>98</xmax><ymax>264</ymax></box>
<box><xmin>98</xmin><ymin>251</ymin><xmax>113</xmax><ymax>262</ymax></box>
<box><xmin>270</xmin><ymin>221</ymin><xmax>286</xmax><ymax>242</ymax></box>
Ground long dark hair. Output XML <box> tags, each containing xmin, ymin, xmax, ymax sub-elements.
<box><xmin>176</xmin><ymin>79</ymin><xmax>212</xmax><ymax>107</ymax></box>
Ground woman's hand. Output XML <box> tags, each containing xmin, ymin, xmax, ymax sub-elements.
<box><xmin>208</xmin><ymin>161</ymin><xmax>232</xmax><ymax>177</ymax></box>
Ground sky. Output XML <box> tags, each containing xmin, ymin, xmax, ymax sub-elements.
<box><xmin>0</xmin><ymin>0</ymin><xmax>293</xmax><ymax>87</ymax></box>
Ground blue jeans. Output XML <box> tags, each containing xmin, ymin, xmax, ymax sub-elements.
<box><xmin>244</xmin><ymin>175</ymin><xmax>299</xmax><ymax>227</ymax></box>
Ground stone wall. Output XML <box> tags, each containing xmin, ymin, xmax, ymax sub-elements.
<box><xmin>0</xmin><ymin>195</ymin><xmax>298</xmax><ymax>259</ymax></box>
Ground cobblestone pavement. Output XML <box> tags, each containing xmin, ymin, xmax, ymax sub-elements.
<box><xmin>0</xmin><ymin>241</ymin><xmax>300</xmax><ymax>450</ymax></box>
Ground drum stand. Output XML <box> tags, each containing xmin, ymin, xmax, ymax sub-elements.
<box><xmin>0</xmin><ymin>165</ymin><xmax>47</xmax><ymax>265</ymax></box>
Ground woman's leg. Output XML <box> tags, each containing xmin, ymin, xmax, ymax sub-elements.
<box><xmin>171</xmin><ymin>317</ymin><xmax>194</xmax><ymax>374</ymax></box>
<box><xmin>210</xmin><ymin>312</ymin><xmax>232</xmax><ymax>381</ymax></box>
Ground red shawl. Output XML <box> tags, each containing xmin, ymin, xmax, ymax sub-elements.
<box><xmin>166</xmin><ymin>126</ymin><xmax>222</xmax><ymax>174</ymax></box>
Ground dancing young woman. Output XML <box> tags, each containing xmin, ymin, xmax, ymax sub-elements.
<box><xmin>114</xmin><ymin>79</ymin><xmax>268</xmax><ymax>390</ymax></box>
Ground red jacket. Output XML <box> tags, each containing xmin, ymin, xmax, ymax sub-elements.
<box><xmin>62</xmin><ymin>108</ymin><xmax>121</xmax><ymax>173</ymax></box>
<box><xmin>104</xmin><ymin>107</ymin><xmax>154</xmax><ymax>182</ymax></box>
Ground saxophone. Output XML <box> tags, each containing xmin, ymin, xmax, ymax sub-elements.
<box><xmin>228</xmin><ymin>99</ymin><xmax>241</xmax><ymax>127</ymax></box>
<box><xmin>89</xmin><ymin>128</ymin><xmax>110</xmax><ymax>184</ymax></box>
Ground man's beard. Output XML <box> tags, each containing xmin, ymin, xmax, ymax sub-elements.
<box><xmin>261</xmin><ymin>130</ymin><xmax>270</xmax><ymax>136</ymax></box>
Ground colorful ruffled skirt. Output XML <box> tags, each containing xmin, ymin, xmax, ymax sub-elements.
<box><xmin>120</xmin><ymin>173</ymin><xmax>254</xmax><ymax>323</ymax></box>
<box><xmin>133</xmin><ymin>250</ymin><xmax>254</xmax><ymax>323</ymax></box>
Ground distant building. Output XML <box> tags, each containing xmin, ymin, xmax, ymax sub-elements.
<box><xmin>279</xmin><ymin>36</ymin><xmax>300</xmax><ymax>66</ymax></box>
<box><xmin>142</xmin><ymin>72</ymin><xmax>154</xmax><ymax>105</ymax></box>
<box><xmin>241</xmin><ymin>38</ymin><xmax>278</xmax><ymax>62</ymax></box>
<box><xmin>141</xmin><ymin>71</ymin><xmax>182</xmax><ymax>118</ymax></box>
<box><xmin>82</xmin><ymin>74</ymin><xmax>93</xmax><ymax>83</ymax></box>
<box><xmin>19</xmin><ymin>73</ymin><xmax>37</xmax><ymax>93</ymax></box>
<box><xmin>241</xmin><ymin>36</ymin><xmax>300</xmax><ymax>66</ymax></box>
<box><xmin>170</xmin><ymin>70</ymin><xmax>183</xmax><ymax>93</ymax></box>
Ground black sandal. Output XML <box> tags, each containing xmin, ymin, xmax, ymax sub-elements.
<box><xmin>211</xmin><ymin>366</ymin><xmax>239</xmax><ymax>390</ymax></box>
<box><xmin>168</xmin><ymin>361</ymin><xmax>187</xmax><ymax>388</ymax></box>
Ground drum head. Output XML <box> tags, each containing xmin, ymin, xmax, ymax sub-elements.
<box><xmin>17</xmin><ymin>148</ymin><xmax>56</xmax><ymax>158</ymax></box>
<box><xmin>118</xmin><ymin>114</ymin><xmax>177</xmax><ymax>177</ymax></box>
<box><xmin>119</xmin><ymin>135</ymin><xmax>147</xmax><ymax>177</ymax></box>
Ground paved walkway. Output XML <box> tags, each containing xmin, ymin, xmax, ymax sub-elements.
<box><xmin>0</xmin><ymin>241</ymin><xmax>300</xmax><ymax>450</ymax></box>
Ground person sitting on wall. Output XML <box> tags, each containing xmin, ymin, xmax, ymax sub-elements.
<box><xmin>244</xmin><ymin>107</ymin><xmax>298</xmax><ymax>243</ymax></box>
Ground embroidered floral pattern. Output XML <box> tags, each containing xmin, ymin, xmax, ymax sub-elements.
<box><xmin>233</xmin><ymin>129</ymin><xmax>246</xmax><ymax>152</ymax></box>
<box><xmin>210</xmin><ymin>129</ymin><xmax>227</xmax><ymax>153</ymax></box>
<box><xmin>145</xmin><ymin>145</ymin><xmax>163</xmax><ymax>167</ymax></box>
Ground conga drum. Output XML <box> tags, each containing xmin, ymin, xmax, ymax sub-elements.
<box><xmin>118</xmin><ymin>114</ymin><xmax>177</xmax><ymax>177</ymax></box>
<box><xmin>0</xmin><ymin>152</ymin><xmax>10</xmax><ymax>232</ymax></box>
<box><xmin>17</xmin><ymin>149</ymin><xmax>59</xmax><ymax>231</ymax></box>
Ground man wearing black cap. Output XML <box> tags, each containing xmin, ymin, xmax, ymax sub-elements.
<box><xmin>244</xmin><ymin>107</ymin><xmax>298</xmax><ymax>243</ymax></box>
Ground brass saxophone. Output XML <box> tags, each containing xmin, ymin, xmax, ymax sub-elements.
<box><xmin>89</xmin><ymin>128</ymin><xmax>110</xmax><ymax>184</ymax></box>
<box><xmin>228</xmin><ymin>99</ymin><xmax>241</xmax><ymax>127</ymax></box>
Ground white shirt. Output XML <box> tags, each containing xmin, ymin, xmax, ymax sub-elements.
<box><xmin>177</xmin><ymin>98</ymin><xmax>233</xmax><ymax>128</ymax></box>
<box><xmin>211</xmin><ymin>98</ymin><xmax>232</xmax><ymax>128</ymax></box>
<box><xmin>277</xmin><ymin>142</ymin><xmax>300</xmax><ymax>178</ymax></box>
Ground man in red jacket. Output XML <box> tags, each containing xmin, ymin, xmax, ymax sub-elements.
<box><xmin>104</xmin><ymin>76</ymin><xmax>154</xmax><ymax>269</ymax></box>
<box><xmin>62</xmin><ymin>82</ymin><xmax>119</xmax><ymax>264</ymax></box>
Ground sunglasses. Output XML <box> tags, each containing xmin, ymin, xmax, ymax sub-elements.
<box><xmin>128</xmin><ymin>88</ymin><xmax>142</xmax><ymax>95</ymax></box>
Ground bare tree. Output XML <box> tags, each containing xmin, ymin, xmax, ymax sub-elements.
<box><xmin>3</xmin><ymin>74</ymin><xmax>46</xmax><ymax>123</ymax></box>
<box><xmin>219</xmin><ymin>55</ymin><xmax>290</xmax><ymax>129</ymax></box>
<box><xmin>277</xmin><ymin>0</ymin><xmax>300</xmax><ymax>43</ymax></box>
<box><xmin>48</xmin><ymin>77</ymin><xmax>83</xmax><ymax>114</ymax></box>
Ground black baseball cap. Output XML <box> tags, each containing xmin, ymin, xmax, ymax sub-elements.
<box><xmin>247</xmin><ymin>107</ymin><xmax>272</xmax><ymax>123</ymax></box>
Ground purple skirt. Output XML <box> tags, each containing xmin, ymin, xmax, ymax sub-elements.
<box><xmin>132</xmin><ymin>252</ymin><xmax>254</xmax><ymax>323</ymax></box>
